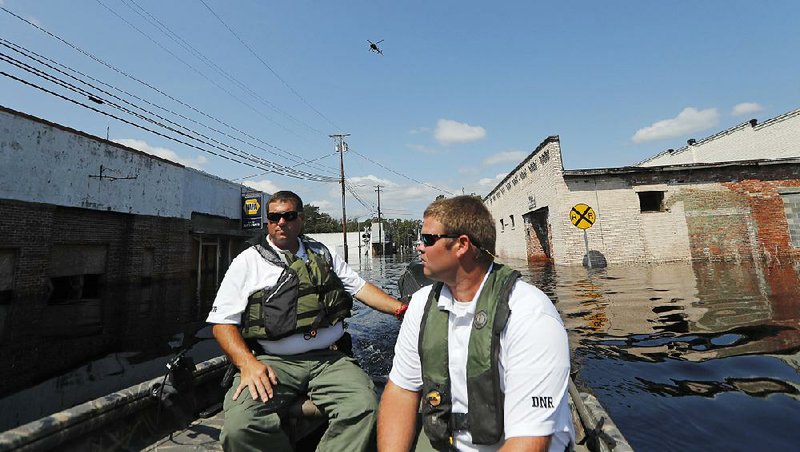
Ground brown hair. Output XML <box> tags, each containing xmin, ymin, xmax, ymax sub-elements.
<box><xmin>424</xmin><ymin>195</ymin><xmax>496</xmax><ymax>261</ymax></box>
<box><xmin>268</xmin><ymin>190</ymin><xmax>303</xmax><ymax>212</ymax></box>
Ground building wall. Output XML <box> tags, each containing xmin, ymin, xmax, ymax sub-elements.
<box><xmin>486</xmin><ymin>135</ymin><xmax>800</xmax><ymax>265</ymax></box>
<box><xmin>556</xmin><ymin>179</ymin><xmax>693</xmax><ymax>265</ymax></box>
<box><xmin>485</xmin><ymin>137</ymin><xmax>568</xmax><ymax>261</ymax></box>
<box><xmin>0</xmin><ymin>107</ymin><xmax>259</xmax><ymax>396</ymax></box>
<box><xmin>557</xmin><ymin>165</ymin><xmax>800</xmax><ymax>266</ymax></box>
<box><xmin>0</xmin><ymin>107</ymin><xmax>249</xmax><ymax>221</ymax></box>
<box><xmin>639</xmin><ymin>108</ymin><xmax>800</xmax><ymax>167</ymax></box>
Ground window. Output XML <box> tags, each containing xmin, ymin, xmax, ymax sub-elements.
<box><xmin>500</xmin><ymin>219</ymin><xmax>505</xmax><ymax>232</ymax></box>
<box><xmin>638</xmin><ymin>191</ymin><xmax>665</xmax><ymax>212</ymax></box>
<box><xmin>0</xmin><ymin>250</ymin><xmax>15</xmax><ymax>305</ymax></box>
<box><xmin>781</xmin><ymin>192</ymin><xmax>800</xmax><ymax>247</ymax></box>
<box><xmin>49</xmin><ymin>274</ymin><xmax>102</xmax><ymax>304</ymax></box>
<box><xmin>510</xmin><ymin>215</ymin><xmax>516</xmax><ymax>229</ymax></box>
<box><xmin>48</xmin><ymin>245</ymin><xmax>106</xmax><ymax>304</ymax></box>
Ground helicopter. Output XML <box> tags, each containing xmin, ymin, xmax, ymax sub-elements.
<box><xmin>368</xmin><ymin>39</ymin><xmax>384</xmax><ymax>55</ymax></box>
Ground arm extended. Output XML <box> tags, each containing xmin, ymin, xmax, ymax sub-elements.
<box><xmin>355</xmin><ymin>281</ymin><xmax>405</xmax><ymax>316</ymax></box>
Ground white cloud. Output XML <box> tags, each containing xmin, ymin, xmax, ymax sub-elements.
<box><xmin>478</xmin><ymin>173</ymin><xmax>507</xmax><ymax>187</ymax></box>
<box><xmin>434</xmin><ymin>119</ymin><xmax>486</xmax><ymax>145</ymax></box>
<box><xmin>632</xmin><ymin>107</ymin><xmax>719</xmax><ymax>144</ymax></box>
<box><xmin>483</xmin><ymin>151</ymin><xmax>526</xmax><ymax>166</ymax></box>
<box><xmin>309</xmin><ymin>199</ymin><xmax>334</xmax><ymax>210</ymax></box>
<box><xmin>115</xmin><ymin>138</ymin><xmax>208</xmax><ymax>169</ymax></box>
<box><xmin>243</xmin><ymin>179</ymin><xmax>278</xmax><ymax>194</ymax></box>
<box><xmin>731</xmin><ymin>102</ymin><xmax>764</xmax><ymax>116</ymax></box>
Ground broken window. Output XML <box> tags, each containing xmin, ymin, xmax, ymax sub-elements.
<box><xmin>638</xmin><ymin>191</ymin><xmax>665</xmax><ymax>212</ymax></box>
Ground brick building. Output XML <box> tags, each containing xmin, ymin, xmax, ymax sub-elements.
<box><xmin>0</xmin><ymin>106</ymin><xmax>262</xmax><ymax>397</ymax></box>
<box><xmin>485</xmin><ymin>108</ymin><xmax>800</xmax><ymax>266</ymax></box>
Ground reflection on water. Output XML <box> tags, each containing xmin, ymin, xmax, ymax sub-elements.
<box><xmin>2</xmin><ymin>254</ymin><xmax>799</xmax><ymax>451</ymax></box>
<box><xmin>514</xmin><ymin>259</ymin><xmax>800</xmax><ymax>452</ymax></box>
<box><xmin>0</xmin><ymin>279</ymin><xmax>222</xmax><ymax>431</ymax></box>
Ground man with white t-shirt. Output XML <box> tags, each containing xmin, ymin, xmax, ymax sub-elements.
<box><xmin>378</xmin><ymin>196</ymin><xmax>574</xmax><ymax>452</ymax></box>
<box><xmin>207</xmin><ymin>190</ymin><xmax>405</xmax><ymax>452</ymax></box>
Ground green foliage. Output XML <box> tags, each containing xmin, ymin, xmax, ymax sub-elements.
<box><xmin>383</xmin><ymin>218</ymin><xmax>422</xmax><ymax>248</ymax></box>
<box><xmin>302</xmin><ymin>204</ymin><xmax>340</xmax><ymax>233</ymax></box>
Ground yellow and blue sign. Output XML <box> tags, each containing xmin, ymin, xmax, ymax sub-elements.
<box><xmin>242</xmin><ymin>196</ymin><xmax>262</xmax><ymax>229</ymax></box>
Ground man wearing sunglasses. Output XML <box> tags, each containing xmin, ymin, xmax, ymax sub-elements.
<box><xmin>378</xmin><ymin>196</ymin><xmax>574</xmax><ymax>452</ymax></box>
<box><xmin>207</xmin><ymin>190</ymin><xmax>405</xmax><ymax>452</ymax></box>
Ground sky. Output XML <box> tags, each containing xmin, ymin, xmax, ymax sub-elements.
<box><xmin>2</xmin><ymin>0</ymin><xmax>799</xmax><ymax>220</ymax></box>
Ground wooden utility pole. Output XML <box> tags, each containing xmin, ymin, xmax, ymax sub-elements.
<box><xmin>330</xmin><ymin>133</ymin><xmax>350</xmax><ymax>262</ymax></box>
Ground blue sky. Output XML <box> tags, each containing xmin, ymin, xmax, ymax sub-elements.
<box><xmin>2</xmin><ymin>0</ymin><xmax>799</xmax><ymax>220</ymax></box>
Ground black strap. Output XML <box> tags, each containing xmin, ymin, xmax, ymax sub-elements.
<box><xmin>450</xmin><ymin>412</ymin><xmax>469</xmax><ymax>431</ymax></box>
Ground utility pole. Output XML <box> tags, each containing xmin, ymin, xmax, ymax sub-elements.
<box><xmin>330</xmin><ymin>133</ymin><xmax>350</xmax><ymax>262</ymax></box>
<box><xmin>375</xmin><ymin>185</ymin><xmax>384</xmax><ymax>256</ymax></box>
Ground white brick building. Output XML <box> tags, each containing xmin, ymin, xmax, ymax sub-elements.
<box><xmin>485</xmin><ymin>109</ymin><xmax>800</xmax><ymax>266</ymax></box>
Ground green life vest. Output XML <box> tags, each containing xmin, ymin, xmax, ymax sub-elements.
<box><xmin>240</xmin><ymin>235</ymin><xmax>353</xmax><ymax>341</ymax></box>
<box><xmin>419</xmin><ymin>263</ymin><xmax>520</xmax><ymax>448</ymax></box>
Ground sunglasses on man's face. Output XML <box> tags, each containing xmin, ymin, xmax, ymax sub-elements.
<box><xmin>420</xmin><ymin>233</ymin><xmax>461</xmax><ymax>247</ymax></box>
<box><xmin>267</xmin><ymin>211</ymin><xmax>299</xmax><ymax>223</ymax></box>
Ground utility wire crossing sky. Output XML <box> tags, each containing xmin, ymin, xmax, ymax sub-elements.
<box><xmin>2</xmin><ymin>0</ymin><xmax>799</xmax><ymax>219</ymax></box>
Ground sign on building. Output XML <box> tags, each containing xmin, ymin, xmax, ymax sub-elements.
<box><xmin>570</xmin><ymin>203</ymin><xmax>596</xmax><ymax>229</ymax></box>
<box><xmin>242</xmin><ymin>196</ymin><xmax>262</xmax><ymax>229</ymax></box>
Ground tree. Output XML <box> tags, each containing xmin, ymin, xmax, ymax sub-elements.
<box><xmin>302</xmin><ymin>204</ymin><xmax>340</xmax><ymax>233</ymax></box>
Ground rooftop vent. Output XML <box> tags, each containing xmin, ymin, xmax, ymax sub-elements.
<box><xmin>667</xmin><ymin>148</ymin><xmax>675</xmax><ymax>154</ymax></box>
<box><xmin>749</xmin><ymin>118</ymin><xmax>758</xmax><ymax>127</ymax></box>
<box><xmin>687</xmin><ymin>139</ymin><xmax>697</xmax><ymax>145</ymax></box>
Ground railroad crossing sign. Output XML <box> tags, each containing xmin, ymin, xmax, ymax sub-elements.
<box><xmin>570</xmin><ymin>203</ymin><xmax>596</xmax><ymax>230</ymax></box>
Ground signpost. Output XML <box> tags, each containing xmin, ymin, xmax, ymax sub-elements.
<box><xmin>570</xmin><ymin>203</ymin><xmax>596</xmax><ymax>268</ymax></box>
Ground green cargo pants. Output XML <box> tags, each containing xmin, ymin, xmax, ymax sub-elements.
<box><xmin>221</xmin><ymin>348</ymin><xmax>377</xmax><ymax>452</ymax></box>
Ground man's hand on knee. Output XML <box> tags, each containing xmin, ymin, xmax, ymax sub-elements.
<box><xmin>233</xmin><ymin>359</ymin><xmax>279</xmax><ymax>403</ymax></box>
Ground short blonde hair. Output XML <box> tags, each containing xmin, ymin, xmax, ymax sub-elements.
<box><xmin>424</xmin><ymin>196</ymin><xmax>495</xmax><ymax>262</ymax></box>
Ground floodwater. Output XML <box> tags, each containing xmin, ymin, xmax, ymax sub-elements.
<box><xmin>2</xmin><ymin>254</ymin><xmax>799</xmax><ymax>451</ymax></box>
<box><xmin>519</xmin><ymin>259</ymin><xmax>800</xmax><ymax>451</ymax></box>
<box><xmin>355</xmin><ymin>256</ymin><xmax>800</xmax><ymax>451</ymax></box>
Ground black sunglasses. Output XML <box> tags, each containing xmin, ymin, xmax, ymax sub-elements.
<box><xmin>267</xmin><ymin>211</ymin><xmax>299</xmax><ymax>223</ymax></box>
<box><xmin>420</xmin><ymin>233</ymin><xmax>461</xmax><ymax>247</ymax></box>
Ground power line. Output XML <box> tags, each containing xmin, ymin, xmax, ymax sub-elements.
<box><xmin>198</xmin><ymin>0</ymin><xmax>341</xmax><ymax>131</ymax></box>
<box><xmin>0</xmin><ymin>42</ymin><xmax>336</xmax><ymax>180</ymax></box>
<box><xmin>349</xmin><ymin>147</ymin><xmax>455</xmax><ymax>195</ymax></box>
<box><xmin>0</xmin><ymin>65</ymin><xmax>338</xmax><ymax>182</ymax></box>
<box><xmin>120</xmin><ymin>0</ymin><xmax>328</xmax><ymax>139</ymax></box>
<box><xmin>0</xmin><ymin>7</ymin><xmax>336</xmax><ymax>175</ymax></box>
<box><xmin>345</xmin><ymin>181</ymin><xmax>376</xmax><ymax>213</ymax></box>
<box><xmin>94</xmin><ymin>0</ymin><xmax>317</xmax><ymax>145</ymax></box>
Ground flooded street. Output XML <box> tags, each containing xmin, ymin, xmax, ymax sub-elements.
<box><xmin>354</xmin><ymin>255</ymin><xmax>800</xmax><ymax>451</ymax></box>
<box><xmin>515</xmin><ymin>259</ymin><xmax>800</xmax><ymax>451</ymax></box>
<box><xmin>2</xmin><ymin>254</ymin><xmax>799</xmax><ymax>451</ymax></box>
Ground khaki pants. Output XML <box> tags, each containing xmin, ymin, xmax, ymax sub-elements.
<box><xmin>221</xmin><ymin>349</ymin><xmax>377</xmax><ymax>452</ymax></box>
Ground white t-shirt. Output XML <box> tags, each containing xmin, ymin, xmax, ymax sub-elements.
<box><xmin>206</xmin><ymin>236</ymin><xmax>366</xmax><ymax>355</ymax></box>
<box><xmin>389</xmin><ymin>266</ymin><xmax>575</xmax><ymax>451</ymax></box>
